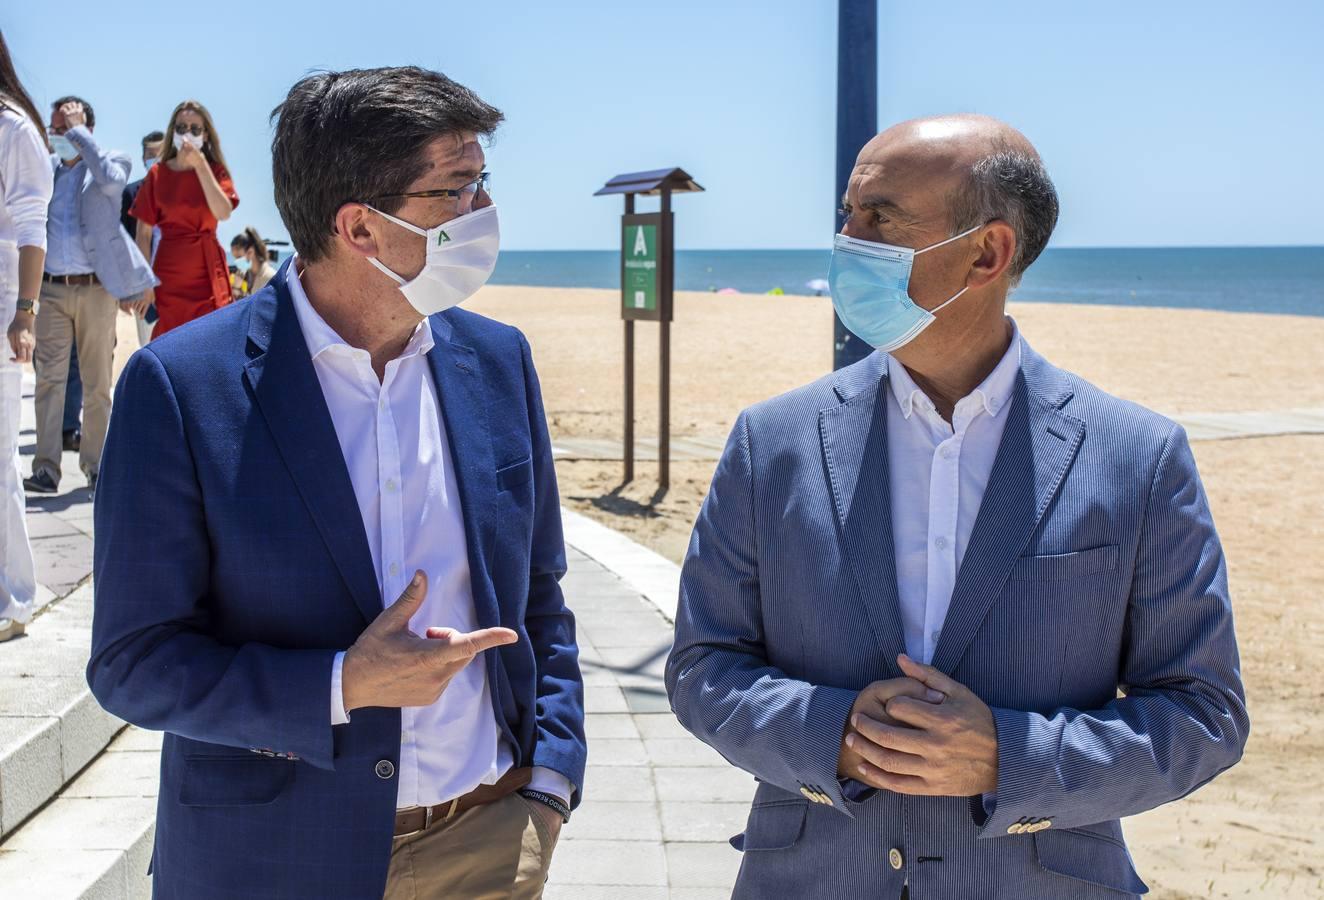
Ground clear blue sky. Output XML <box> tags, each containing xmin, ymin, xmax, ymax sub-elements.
<box><xmin>7</xmin><ymin>0</ymin><xmax>1322</xmax><ymax>251</ymax></box>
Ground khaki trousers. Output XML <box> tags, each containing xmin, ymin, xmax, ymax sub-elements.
<box><xmin>383</xmin><ymin>792</ymin><xmax>558</xmax><ymax>900</ymax></box>
<box><xmin>33</xmin><ymin>280</ymin><xmax>118</xmax><ymax>481</ymax></box>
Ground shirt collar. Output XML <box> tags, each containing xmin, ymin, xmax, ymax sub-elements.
<box><xmin>886</xmin><ymin>318</ymin><xmax>1022</xmax><ymax>420</ymax></box>
<box><xmin>285</xmin><ymin>257</ymin><xmax>435</xmax><ymax>362</ymax></box>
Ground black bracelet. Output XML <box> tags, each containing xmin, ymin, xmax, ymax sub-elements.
<box><xmin>519</xmin><ymin>788</ymin><xmax>571</xmax><ymax>823</ymax></box>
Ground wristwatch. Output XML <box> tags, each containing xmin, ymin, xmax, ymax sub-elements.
<box><xmin>15</xmin><ymin>298</ymin><xmax>36</xmax><ymax>313</ymax></box>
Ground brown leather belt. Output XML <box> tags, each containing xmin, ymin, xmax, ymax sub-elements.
<box><xmin>43</xmin><ymin>272</ymin><xmax>99</xmax><ymax>286</ymax></box>
<box><xmin>393</xmin><ymin>766</ymin><xmax>533</xmax><ymax>837</ymax></box>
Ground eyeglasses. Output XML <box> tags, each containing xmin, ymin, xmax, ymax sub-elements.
<box><xmin>173</xmin><ymin>123</ymin><xmax>206</xmax><ymax>137</ymax></box>
<box><xmin>370</xmin><ymin>172</ymin><xmax>491</xmax><ymax>203</ymax></box>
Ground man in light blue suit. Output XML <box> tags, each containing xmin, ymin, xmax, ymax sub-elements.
<box><xmin>666</xmin><ymin>115</ymin><xmax>1247</xmax><ymax>899</ymax></box>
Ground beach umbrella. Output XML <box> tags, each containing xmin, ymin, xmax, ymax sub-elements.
<box><xmin>806</xmin><ymin>278</ymin><xmax>829</xmax><ymax>296</ymax></box>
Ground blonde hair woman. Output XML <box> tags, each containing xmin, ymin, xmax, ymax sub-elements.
<box><xmin>129</xmin><ymin>100</ymin><xmax>238</xmax><ymax>337</ymax></box>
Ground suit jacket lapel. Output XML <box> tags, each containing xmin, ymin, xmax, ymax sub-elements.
<box><xmin>243</xmin><ymin>267</ymin><xmax>382</xmax><ymax>625</ymax></box>
<box><xmin>820</xmin><ymin>355</ymin><xmax>909</xmax><ymax>674</ymax></box>
<box><xmin>426</xmin><ymin>319</ymin><xmax>501</xmax><ymax>632</ymax></box>
<box><xmin>929</xmin><ymin>344</ymin><xmax>1085</xmax><ymax>674</ymax></box>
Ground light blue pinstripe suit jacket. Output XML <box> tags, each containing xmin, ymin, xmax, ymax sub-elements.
<box><xmin>666</xmin><ymin>340</ymin><xmax>1248</xmax><ymax>899</ymax></box>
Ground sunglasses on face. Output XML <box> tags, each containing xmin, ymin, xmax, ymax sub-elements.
<box><xmin>173</xmin><ymin>123</ymin><xmax>205</xmax><ymax>137</ymax></box>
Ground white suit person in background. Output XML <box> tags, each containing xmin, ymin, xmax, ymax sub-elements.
<box><xmin>0</xmin><ymin>31</ymin><xmax>54</xmax><ymax>644</ymax></box>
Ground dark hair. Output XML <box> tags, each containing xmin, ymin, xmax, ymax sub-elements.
<box><xmin>0</xmin><ymin>30</ymin><xmax>49</xmax><ymax>150</ymax></box>
<box><xmin>270</xmin><ymin>66</ymin><xmax>504</xmax><ymax>262</ymax></box>
<box><xmin>948</xmin><ymin>144</ymin><xmax>1059</xmax><ymax>285</ymax></box>
<box><xmin>142</xmin><ymin>130</ymin><xmax>164</xmax><ymax>146</ymax></box>
<box><xmin>51</xmin><ymin>95</ymin><xmax>95</xmax><ymax>128</ymax></box>
<box><xmin>231</xmin><ymin>226</ymin><xmax>268</xmax><ymax>263</ymax></box>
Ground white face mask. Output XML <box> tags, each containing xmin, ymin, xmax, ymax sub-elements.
<box><xmin>364</xmin><ymin>204</ymin><xmax>500</xmax><ymax>316</ymax></box>
<box><xmin>172</xmin><ymin>131</ymin><xmax>204</xmax><ymax>152</ymax></box>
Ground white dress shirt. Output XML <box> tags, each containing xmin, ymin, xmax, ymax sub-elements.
<box><xmin>286</xmin><ymin>263</ymin><xmax>572</xmax><ymax>809</ymax></box>
<box><xmin>0</xmin><ymin>106</ymin><xmax>54</xmax><ymax>252</ymax></box>
<box><xmin>887</xmin><ymin>320</ymin><xmax>1022</xmax><ymax>665</ymax></box>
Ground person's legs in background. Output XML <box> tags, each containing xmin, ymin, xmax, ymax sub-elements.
<box><xmin>0</xmin><ymin>244</ymin><xmax>37</xmax><ymax>641</ymax></box>
<box><xmin>72</xmin><ymin>283</ymin><xmax>118</xmax><ymax>488</ymax></box>
<box><xmin>26</xmin><ymin>280</ymin><xmax>75</xmax><ymax>493</ymax></box>
<box><xmin>62</xmin><ymin>337</ymin><xmax>81</xmax><ymax>452</ymax></box>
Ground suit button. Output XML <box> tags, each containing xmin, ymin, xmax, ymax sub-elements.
<box><xmin>375</xmin><ymin>759</ymin><xmax>395</xmax><ymax>779</ymax></box>
<box><xmin>888</xmin><ymin>848</ymin><xmax>903</xmax><ymax>870</ymax></box>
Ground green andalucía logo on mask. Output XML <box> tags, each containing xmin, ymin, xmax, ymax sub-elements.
<box><xmin>437</xmin><ymin>230</ymin><xmax>451</xmax><ymax>245</ymax></box>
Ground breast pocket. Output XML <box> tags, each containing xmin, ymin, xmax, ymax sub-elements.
<box><xmin>1009</xmin><ymin>545</ymin><xmax>1119</xmax><ymax>581</ymax></box>
<box><xmin>496</xmin><ymin>456</ymin><xmax>533</xmax><ymax>493</ymax></box>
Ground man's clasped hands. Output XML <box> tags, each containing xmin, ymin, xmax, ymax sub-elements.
<box><xmin>838</xmin><ymin>655</ymin><xmax>1001</xmax><ymax>797</ymax></box>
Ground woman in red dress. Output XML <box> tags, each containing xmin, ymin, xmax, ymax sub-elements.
<box><xmin>130</xmin><ymin>100</ymin><xmax>237</xmax><ymax>338</ymax></box>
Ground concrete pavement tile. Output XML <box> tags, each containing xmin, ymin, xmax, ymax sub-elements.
<box><xmin>596</xmin><ymin>646</ymin><xmax>669</xmax><ymax>678</ymax></box>
<box><xmin>643</xmin><ymin>738</ymin><xmax>732</xmax><ymax>768</ymax></box>
<box><xmin>654</xmin><ymin>767</ymin><xmax>757</xmax><ymax>803</ymax></box>
<box><xmin>583</xmin><ymin>765</ymin><xmax>654</xmax><ymax>799</ymax></box>
<box><xmin>665</xmin><ymin>841</ymin><xmax>743</xmax><ymax>888</ymax></box>
<box><xmin>562</xmin><ymin>800</ymin><xmax>662</xmax><ymax>841</ymax></box>
<box><xmin>548</xmin><ymin>839</ymin><xmax>667</xmax><ymax>885</ymax></box>
<box><xmin>59</xmin><ymin>693</ymin><xmax>124</xmax><ymax>782</ymax></box>
<box><xmin>660</xmin><ymin>802</ymin><xmax>750</xmax><ymax>843</ymax></box>
<box><xmin>584</xmin><ymin>685</ymin><xmax>629</xmax><ymax>713</ymax></box>
<box><xmin>2</xmin><ymin>796</ymin><xmax>156</xmax><ymax>851</ymax></box>
<box><xmin>21</xmin><ymin>510</ymin><xmax>81</xmax><ymax>538</ymax></box>
<box><xmin>0</xmin><ymin>675</ymin><xmax>87</xmax><ymax>716</ymax></box>
<box><xmin>670</xmin><ymin>889</ymin><xmax>739</xmax><ymax>900</ymax></box>
<box><xmin>104</xmin><ymin>727</ymin><xmax>163</xmax><ymax>753</ymax></box>
<box><xmin>585</xmin><ymin>737</ymin><xmax>649</xmax><ymax>767</ymax></box>
<box><xmin>62</xmin><ymin>750</ymin><xmax>160</xmax><ymax>799</ymax></box>
<box><xmin>544</xmin><ymin>886</ymin><xmax>668</xmax><ymax>900</ymax></box>
<box><xmin>0</xmin><ymin>716</ymin><xmax>62</xmax><ymax>837</ymax></box>
<box><xmin>634</xmin><ymin>714</ymin><xmax>694</xmax><ymax>740</ymax></box>
<box><xmin>0</xmin><ymin>847</ymin><xmax>127</xmax><ymax>900</ymax></box>
<box><xmin>622</xmin><ymin>685</ymin><xmax>672</xmax><ymax>714</ymax></box>
<box><xmin>584</xmin><ymin>714</ymin><xmax>640</xmax><ymax>740</ymax></box>
<box><xmin>581</xmin><ymin>628</ymin><xmax>672</xmax><ymax>650</ymax></box>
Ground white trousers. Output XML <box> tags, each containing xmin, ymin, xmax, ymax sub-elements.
<box><xmin>0</xmin><ymin>241</ymin><xmax>36</xmax><ymax>623</ymax></box>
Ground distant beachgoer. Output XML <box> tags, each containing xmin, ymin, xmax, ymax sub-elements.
<box><xmin>229</xmin><ymin>226</ymin><xmax>276</xmax><ymax>298</ymax></box>
<box><xmin>129</xmin><ymin>100</ymin><xmax>237</xmax><ymax>337</ymax></box>
<box><xmin>0</xmin><ymin>30</ymin><xmax>53</xmax><ymax>644</ymax></box>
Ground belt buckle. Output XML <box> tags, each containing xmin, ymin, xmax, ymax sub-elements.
<box><xmin>396</xmin><ymin>805</ymin><xmax>433</xmax><ymax>839</ymax></box>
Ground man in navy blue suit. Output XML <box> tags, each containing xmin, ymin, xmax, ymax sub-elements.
<box><xmin>89</xmin><ymin>66</ymin><xmax>585</xmax><ymax>899</ymax></box>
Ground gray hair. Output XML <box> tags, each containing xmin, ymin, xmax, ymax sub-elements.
<box><xmin>948</xmin><ymin>146</ymin><xmax>1059</xmax><ymax>285</ymax></box>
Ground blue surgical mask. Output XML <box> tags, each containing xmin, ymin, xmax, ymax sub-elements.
<box><xmin>143</xmin><ymin>157</ymin><xmax>157</xmax><ymax>171</ymax></box>
<box><xmin>50</xmin><ymin>133</ymin><xmax>79</xmax><ymax>162</ymax></box>
<box><xmin>233</xmin><ymin>256</ymin><xmax>251</xmax><ymax>273</ymax></box>
<box><xmin>827</xmin><ymin>224</ymin><xmax>982</xmax><ymax>352</ymax></box>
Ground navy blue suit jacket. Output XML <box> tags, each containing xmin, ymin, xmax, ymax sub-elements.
<box><xmin>88</xmin><ymin>262</ymin><xmax>585</xmax><ymax>898</ymax></box>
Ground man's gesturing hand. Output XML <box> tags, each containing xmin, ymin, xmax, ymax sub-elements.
<box><xmin>838</xmin><ymin>676</ymin><xmax>944</xmax><ymax>780</ymax></box>
<box><xmin>845</xmin><ymin>654</ymin><xmax>999</xmax><ymax>796</ymax></box>
<box><xmin>341</xmin><ymin>571</ymin><xmax>517</xmax><ymax>714</ymax></box>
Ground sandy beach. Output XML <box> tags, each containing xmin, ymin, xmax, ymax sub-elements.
<box><xmin>462</xmin><ymin>286</ymin><xmax>1324</xmax><ymax>899</ymax></box>
<box><xmin>103</xmin><ymin>287</ymin><xmax>1322</xmax><ymax>898</ymax></box>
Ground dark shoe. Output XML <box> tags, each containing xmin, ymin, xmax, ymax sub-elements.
<box><xmin>63</xmin><ymin>429</ymin><xmax>81</xmax><ymax>453</ymax></box>
<box><xmin>87</xmin><ymin>473</ymin><xmax>97</xmax><ymax>496</ymax></box>
<box><xmin>23</xmin><ymin>471</ymin><xmax>58</xmax><ymax>494</ymax></box>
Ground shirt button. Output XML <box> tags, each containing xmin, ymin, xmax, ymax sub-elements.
<box><xmin>888</xmin><ymin>847</ymin><xmax>904</xmax><ymax>870</ymax></box>
<box><xmin>389</xmin><ymin>562</ymin><xmax>400</xmax><ymax>577</ymax></box>
<box><xmin>375</xmin><ymin>759</ymin><xmax>395</xmax><ymax>780</ymax></box>
<box><xmin>386</xmin><ymin>479</ymin><xmax>398</xmax><ymax>493</ymax></box>
<box><xmin>935</xmin><ymin>536</ymin><xmax>948</xmax><ymax>549</ymax></box>
<box><xmin>941</xmin><ymin>447</ymin><xmax>954</xmax><ymax>459</ymax></box>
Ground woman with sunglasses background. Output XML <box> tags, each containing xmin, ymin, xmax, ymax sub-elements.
<box><xmin>129</xmin><ymin>100</ymin><xmax>238</xmax><ymax>337</ymax></box>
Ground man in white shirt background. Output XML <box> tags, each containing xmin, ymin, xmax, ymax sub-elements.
<box><xmin>88</xmin><ymin>66</ymin><xmax>585</xmax><ymax>899</ymax></box>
